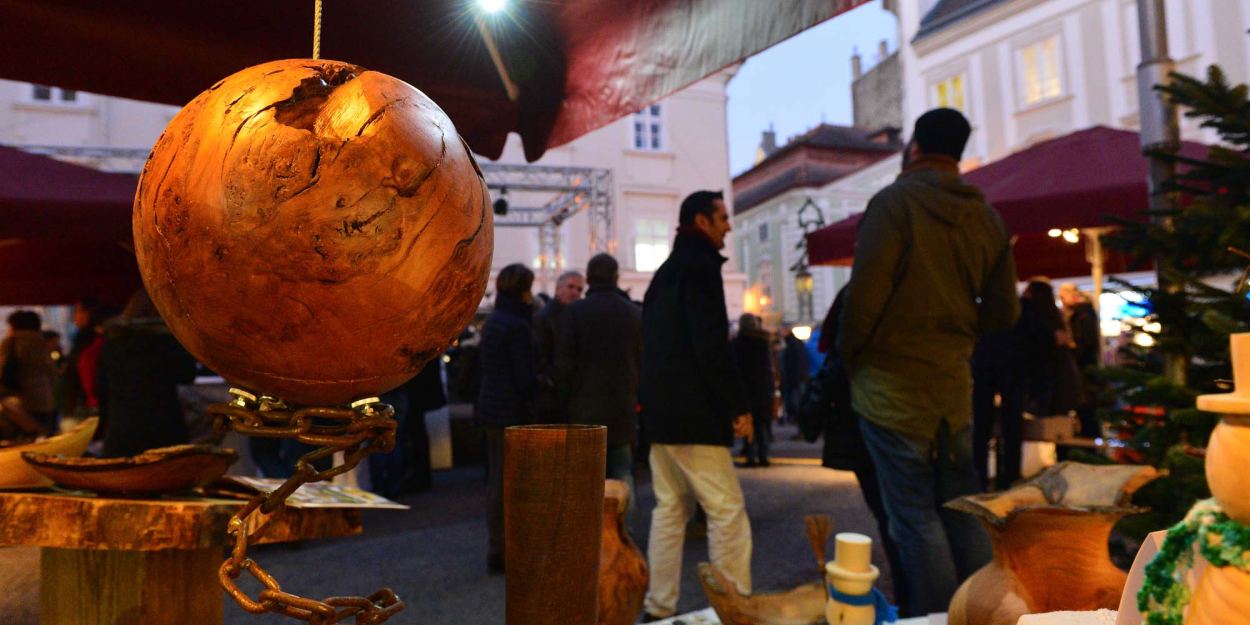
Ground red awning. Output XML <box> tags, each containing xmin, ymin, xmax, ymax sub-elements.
<box><xmin>0</xmin><ymin>146</ymin><xmax>141</xmax><ymax>304</ymax></box>
<box><xmin>806</xmin><ymin>126</ymin><xmax>1209</xmax><ymax>278</ymax></box>
<box><xmin>0</xmin><ymin>0</ymin><xmax>870</xmax><ymax>162</ymax></box>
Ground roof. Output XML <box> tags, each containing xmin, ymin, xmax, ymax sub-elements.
<box><xmin>732</xmin><ymin>124</ymin><xmax>897</xmax><ymax>213</ymax></box>
<box><xmin>915</xmin><ymin>0</ymin><xmax>1009</xmax><ymax>40</ymax></box>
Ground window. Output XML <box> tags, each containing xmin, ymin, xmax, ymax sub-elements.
<box><xmin>932</xmin><ymin>73</ymin><xmax>966</xmax><ymax>112</ymax></box>
<box><xmin>631</xmin><ymin>104</ymin><xmax>664</xmax><ymax>151</ymax></box>
<box><xmin>758</xmin><ymin>223</ymin><xmax>769</xmax><ymax>243</ymax></box>
<box><xmin>634</xmin><ymin>219</ymin><xmax>670</xmax><ymax>272</ymax></box>
<box><xmin>1019</xmin><ymin>36</ymin><xmax>1062</xmax><ymax>105</ymax></box>
<box><xmin>30</xmin><ymin>84</ymin><xmax>79</xmax><ymax>104</ymax></box>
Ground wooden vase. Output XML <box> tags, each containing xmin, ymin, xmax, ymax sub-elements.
<box><xmin>598</xmin><ymin>480</ymin><xmax>647</xmax><ymax>625</ymax></box>
<box><xmin>948</xmin><ymin>509</ymin><xmax>1128</xmax><ymax>625</ymax></box>
<box><xmin>946</xmin><ymin>462</ymin><xmax>1158</xmax><ymax>625</ymax></box>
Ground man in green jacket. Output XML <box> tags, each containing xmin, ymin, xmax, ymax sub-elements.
<box><xmin>838</xmin><ymin>108</ymin><xmax>1019</xmax><ymax>617</ymax></box>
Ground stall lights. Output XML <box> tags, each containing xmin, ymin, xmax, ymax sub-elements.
<box><xmin>1048</xmin><ymin>228</ymin><xmax>1080</xmax><ymax>244</ymax></box>
<box><xmin>478</xmin><ymin>0</ymin><xmax>507</xmax><ymax>13</ymax></box>
<box><xmin>792</xmin><ymin>325</ymin><xmax>813</xmax><ymax>342</ymax></box>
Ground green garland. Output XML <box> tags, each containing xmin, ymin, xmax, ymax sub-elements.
<box><xmin>1138</xmin><ymin>498</ymin><xmax>1250</xmax><ymax>625</ymax></box>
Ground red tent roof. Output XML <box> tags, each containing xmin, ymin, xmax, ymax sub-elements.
<box><xmin>0</xmin><ymin>0</ymin><xmax>870</xmax><ymax>162</ymax></box>
<box><xmin>806</xmin><ymin>126</ymin><xmax>1209</xmax><ymax>278</ymax></box>
<box><xmin>0</xmin><ymin>146</ymin><xmax>140</xmax><ymax>304</ymax></box>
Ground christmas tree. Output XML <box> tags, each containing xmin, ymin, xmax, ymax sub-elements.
<box><xmin>1095</xmin><ymin>64</ymin><xmax>1250</xmax><ymax>543</ymax></box>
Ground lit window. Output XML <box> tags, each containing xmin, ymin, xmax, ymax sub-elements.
<box><xmin>632</xmin><ymin>105</ymin><xmax>664</xmax><ymax>151</ymax></box>
<box><xmin>1019</xmin><ymin>36</ymin><xmax>1062</xmax><ymax>105</ymax></box>
<box><xmin>932</xmin><ymin>73</ymin><xmax>966</xmax><ymax>111</ymax></box>
<box><xmin>634</xmin><ymin>219</ymin><xmax>670</xmax><ymax>271</ymax></box>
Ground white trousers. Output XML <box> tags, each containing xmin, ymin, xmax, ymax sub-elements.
<box><xmin>643</xmin><ymin>444</ymin><xmax>752</xmax><ymax>617</ymax></box>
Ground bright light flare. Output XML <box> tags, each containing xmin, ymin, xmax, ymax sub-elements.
<box><xmin>1062</xmin><ymin>229</ymin><xmax>1080</xmax><ymax>243</ymax></box>
<box><xmin>1048</xmin><ymin>228</ymin><xmax>1062</xmax><ymax>238</ymax></box>
<box><xmin>478</xmin><ymin>0</ymin><xmax>507</xmax><ymax>14</ymax></box>
<box><xmin>791</xmin><ymin>325</ymin><xmax>813</xmax><ymax>341</ymax></box>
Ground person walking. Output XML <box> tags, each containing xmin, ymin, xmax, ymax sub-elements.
<box><xmin>555</xmin><ymin>254</ymin><xmax>642</xmax><ymax>500</ymax></box>
<box><xmin>639</xmin><ymin>190</ymin><xmax>754</xmax><ymax>621</ymax></box>
<box><xmin>837</xmin><ymin>108</ymin><xmax>1019</xmax><ymax>616</ymax></box>
<box><xmin>533</xmin><ymin>270</ymin><xmax>584</xmax><ymax>422</ymax></box>
<box><xmin>476</xmin><ymin>263</ymin><xmax>537</xmax><ymax>575</ymax></box>
<box><xmin>733</xmin><ymin>313</ymin><xmax>775</xmax><ymax>467</ymax></box>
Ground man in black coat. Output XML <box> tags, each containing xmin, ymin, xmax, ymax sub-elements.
<box><xmin>533</xmin><ymin>270</ymin><xmax>584</xmax><ymax>421</ymax></box>
<box><xmin>556</xmin><ymin>254</ymin><xmax>642</xmax><ymax>497</ymax></box>
<box><xmin>639</xmin><ymin>190</ymin><xmax>753</xmax><ymax>621</ymax></box>
<box><xmin>732</xmin><ymin>313</ymin><xmax>775</xmax><ymax>466</ymax></box>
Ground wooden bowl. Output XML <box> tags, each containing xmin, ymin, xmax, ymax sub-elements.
<box><xmin>21</xmin><ymin>444</ymin><xmax>238</xmax><ymax>496</ymax></box>
<box><xmin>0</xmin><ymin>418</ymin><xmax>98</xmax><ymax>489</ymax></box>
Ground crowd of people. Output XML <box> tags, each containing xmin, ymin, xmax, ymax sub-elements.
<box><xmin>0</xmin><ymin>105</ymin><xmax>1108</xmax><ymax>620</ymax></box>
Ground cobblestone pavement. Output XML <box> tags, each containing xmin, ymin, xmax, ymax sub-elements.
<box><xmin>0</xmin><ymin>422</ymin><xmax>893</xmax><ymax>624</ymax></box>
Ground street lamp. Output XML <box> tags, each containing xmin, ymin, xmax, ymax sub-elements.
<box><xmin>795</xmin><ymin>266</ymin><xmax>814</xmax><ymax>322</ymax></box>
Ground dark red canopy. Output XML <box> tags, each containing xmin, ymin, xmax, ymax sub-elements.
<box><xmin>806</xmin><ymin>126</ymin><xmax>1209</xmax><ymax>278</ymax></box>
<box><xmin>0</xmin><ymin>0</ymin><xmax>869</xmax><ymax>162</ymax></box>
<box><xmin>0</xmin><ymin>146</ymin><xmax>140</xmax><ymax>304</ymax></box>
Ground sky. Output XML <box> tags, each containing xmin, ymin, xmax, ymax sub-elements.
<box><xmin>726</xmin><ymin>1</ymin><xmax>899</xmax><ymax>176</ymax></box>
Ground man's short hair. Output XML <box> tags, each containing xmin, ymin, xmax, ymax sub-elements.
<box><xmin>912</xmin><ymin>108</ymin><xmax>972</xmax><ymax>160</ymax></box>
<box><xmin>495</xmin><ymin>263</ymin><xmax>534</xmax><ymax>300</ymax></box>
<box><xmin>679</xmin><ymin>190</ymin><xmax>724</xmax><ymax>226</ymax></box>
<box><xmin>586</xmin><ymin>253</ymin><xmax>619</xmax><ymax>287</ymax></box>
<box><xmin>7</xmin><ymin>310</ymin><xmax>41</xmax><ymax>331</ymax></box>
<box><xmin>556</xmin><ymin>271</ymin><xmax>584</xmax><ymax>287</ymax></box>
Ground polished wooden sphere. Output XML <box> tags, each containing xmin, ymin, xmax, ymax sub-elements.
<box><xmin>133</xmin><ymin>59</ymin><xmax>493</xmax><ymax>405</ymax></box>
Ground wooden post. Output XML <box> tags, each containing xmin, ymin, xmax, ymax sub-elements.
<box><xmin>504</xmin><ymin>424</ymin><xmax>606</xmax><ymax>625</ymax></box>
<box><xmin>41</xmin><ymin>547</ymin><xmax>221</xmax><ymax>625</ymax></box>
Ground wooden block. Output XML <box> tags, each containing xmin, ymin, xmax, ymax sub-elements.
<box><xmin>41</xmin><ymin>547</ymin><xmax>222</xmax><ymax>625</ymax></box>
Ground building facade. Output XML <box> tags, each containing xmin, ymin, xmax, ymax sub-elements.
<box><xmin>888</xmin><ymin>0</ymin><xmax>1250</xmax><ymax>165</ymax></box>
<box><xmin>731</xmin><ymin>124</ymin><xmax>900</xmax><ymax>326</ymax></box>
<box><xmin>482</xmin><ymin>71</ymin><xmax>747</xmax><ymax>318</ymax></box>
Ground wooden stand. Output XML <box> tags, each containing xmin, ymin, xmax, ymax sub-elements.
<box><xmin>0</xmin><ymin>491</ymin><xmax>361</xmax><ymax>625</ymax></box>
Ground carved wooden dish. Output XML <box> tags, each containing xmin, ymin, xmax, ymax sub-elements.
<box><xmin>0</xmin><ymin>418</ymin><xmax>98</xmax><ymax>489</ymax></box>
<box><xmin>21</xmin><ymin>444</ymin><xmax>238</xmax><ymax>496</ymax></box>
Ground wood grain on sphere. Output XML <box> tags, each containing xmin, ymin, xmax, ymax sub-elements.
<box><xmin>133</xmin><ymin>59</ymin><xmax>493</xmax><ymax>405</ymax></box>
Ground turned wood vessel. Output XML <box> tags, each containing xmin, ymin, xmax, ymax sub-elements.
<box><xmin>946</xmin><ymin>462</ymin><xmax>1158</xmax><ymax>625</ymax></box>
<box><xmin>133</xmin><ymin>59</ymin><xmax>493</xmax><ymax>405</ymax></box>
<box><xmin>22</xmin><ymin>444</ymin><xmax>238</xmax><ymax>496</ymax></box>
<box><xmin>0</xmin><ymin>418</ymin><xmax>98</xmax><ymax>489</ymax></box>
<box><xmin>598</xmin><ymin>479</ymin><xmax>648</xmax><ymax>625</ymax></box>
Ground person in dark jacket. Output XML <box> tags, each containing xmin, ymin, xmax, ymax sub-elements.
<box><xmin>972</xmin><ymin>322</ymin><xmax>1027</xmax><ymax>491</ymax></box>
<box><xmin>477</xmin><ymin>263</ymin><xmax>536</xmax><ymax>575</ymax></box>
<box><xmin>780</xmin><ymin>326</ymin><xmax>809</xmax><ymax>423</ymax></box>
<box><xmin>639</xmin><ymin>190</ymin><xmax>753</xmax><ymax>620</ymax></box>
<box><xmin>733</xmin><ymin>313</ymin><xmax>775</xmax><ymax>466</ymax></box>
<box><xmin>533</xmin><ymin>270</ymin><xmax>584</xmax><ymax>422</ymax></box>
<box><xmin>1059</xmin><ymin>282</ymin><xmax>1102</xmax><ymax>438</ymax></box>
<box><xmin>556</xmin><ymin>254</ymin><xmax>642</xmax><ymax>497</ymax></box>
<box><xmin>815</xmin><ymin>288</ymin><xmax>909</xmax><ymax>613</ymax></box>
<box><xmin>1018</xmin><ymin>280</ymin><xmax>1079</xmax><ymax>418</ymax></box>
<box><xmin>96</xmin><ymin>288</ymin><xmax>199</xmax><ymax>458</ymax></box>
<box><xmin>837</xmin><ymin>109</ymin><xmax>1019</xmax><ymax>616</ymax></box>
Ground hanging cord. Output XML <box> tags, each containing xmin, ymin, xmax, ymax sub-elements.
<box><xmin>312</xmin><ymin>0</ymin><xmax>323</xmax><ymax>60</ymax></box>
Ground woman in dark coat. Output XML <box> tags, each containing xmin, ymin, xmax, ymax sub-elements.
<box><xmin>97</xmin><ymin>288</ymin><xmax>199</xmax><ymax>458</ymax></box>
<box><xmin>732</xmin><ymin>313</ymin><xmax>775</xmax><ymax>466</ymax></box>
<box><xmin>476</xmin><ymin>263</ymin><xmax>536</xmax><ymax>575</ymax></box>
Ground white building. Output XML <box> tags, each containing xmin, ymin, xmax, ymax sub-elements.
<box><xmin>481</xmin><ymin>72</ymin><xmax>746</xmax><ymax>318</ymax></box>
<box><xmin>888</xmin><ymin>0</ymin><xmax>1250</xmax><ymax>164</ymax></box>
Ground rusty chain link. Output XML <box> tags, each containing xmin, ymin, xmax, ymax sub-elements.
<box><xmin>209</xmin><ymin>389</ymin><xmax>405</xmax><ymax>625</ymax></box>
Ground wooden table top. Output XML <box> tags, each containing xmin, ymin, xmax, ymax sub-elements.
<box><xmin>0</xmin><ymin>490</ymin><xmax>361</xmax><ymax>551</ymax></box>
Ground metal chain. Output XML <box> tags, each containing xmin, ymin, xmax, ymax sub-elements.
<box><xmin>209</xmin><ymin>390</ymin><xmax>405</xmax><ymax>625</ymax></box>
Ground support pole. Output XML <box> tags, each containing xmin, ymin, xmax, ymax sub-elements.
<box><xmin>1136</xmin><ymin>0</ymin><xmax>1185</xmax><ymax>384</ymax></box>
